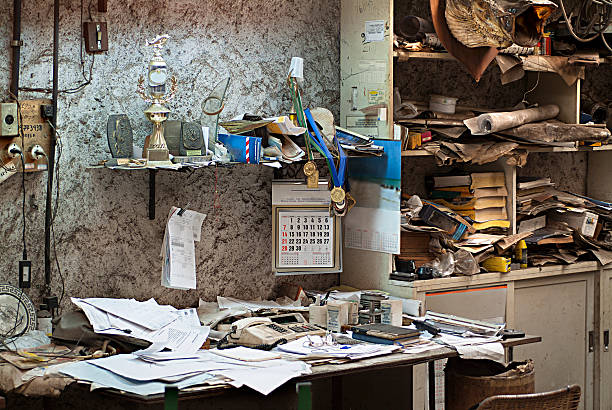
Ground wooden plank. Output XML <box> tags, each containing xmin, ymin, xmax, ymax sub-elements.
<box><xmin>404</xmin><ymin>262</ymin><xmax>600</xmax><ymax>293</ymax></box>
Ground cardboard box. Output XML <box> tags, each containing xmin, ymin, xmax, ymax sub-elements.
<box><xmin>381</xmin><ymin>299</ymin><xmax>403</xmax><ymax>326</ymax></box>
<box><xmin>327</xmin><ymin>301</ymin><xmax>350</xmax><ymax>332</ymax></box>
<box><xmin>308</xmin><ymin>304</ymin><xmax>327</xmax><ymax>329</ymax></box>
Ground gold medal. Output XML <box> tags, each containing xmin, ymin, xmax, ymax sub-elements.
<box><xmin>330</xmin><ymin>186</ymin><xmax>346</xmax><ymax>204</ymax></box>
<box><xmin>303</xmin><ymin>161</ymin><xmax>316</xmax><ymax>177</ymax></box>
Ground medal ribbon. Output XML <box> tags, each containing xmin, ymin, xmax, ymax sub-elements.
<box><xmin>304</xmin><ymin>108</ymin><xmax>347</xmax><ymax>189</ymax></box>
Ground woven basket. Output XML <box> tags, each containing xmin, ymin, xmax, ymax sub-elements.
<box><xmin>445</xmin><ymin>358</ymin><xmax>535</xmax><ymax>410</ymax></box>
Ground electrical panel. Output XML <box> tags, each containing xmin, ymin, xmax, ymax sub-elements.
<box><xmin>0</xmin><ymin>99</ymin><xmax>52</xmax><ymax>174</ymax></box>
<box><xmin>0</xmin><ymin>103</ymin><xmax>19</xmax><ymax>136</ymax></box>
<box><xmin>83</xmin><ymin>22</ymin><xmax>109</xmax><ymax>53</ymax></box>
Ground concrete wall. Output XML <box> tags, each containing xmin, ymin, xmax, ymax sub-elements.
<box><xmin>0</xmin><ymin>0</ymin><xmax>341</xmax><ymax>311</ymax></box>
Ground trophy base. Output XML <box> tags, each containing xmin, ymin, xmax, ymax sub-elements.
<box><xmin>146</xmin><ymin>147</ymin><xmax>173</xmax><ymax>167</ymax></box>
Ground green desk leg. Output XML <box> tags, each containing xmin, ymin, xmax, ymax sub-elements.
<box><xmin>165</xmin><ymin>386</ymin><xmax>179</xmax><ymax>410</ymax></box>
<box><xmin>296</xmin><ymin>382</ymin><xmax>312</xmax><ymax>410</ymax></box>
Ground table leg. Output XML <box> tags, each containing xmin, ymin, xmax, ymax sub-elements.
<box><xmin>508</xmin><ymin>346</ymin><xmax>514</xmax><ymax>362</ymax></box>
<box><xmin>331</xmin><ymin>376</ymin><xmax>342</xmax><ymax>410</ymax></box>
<box><xmin>428</xmin><ymin>360</ymin><xmax>436</xmax><ymax>410</ymax></box>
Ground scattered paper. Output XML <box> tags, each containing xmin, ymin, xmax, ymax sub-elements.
<box><xmin>209</xmin><ymin>360</ymin><xmax>311</xmax><ymax>395</ymax></box>
<box><xmin>455</xmin><ymin>342</ymin><xmax>505</xmax><ymax>362</ymax></box>
<box><xmin>211</xmin><ymin>347</ymin><xmax>281</xmax><ymax>362</ymax></box>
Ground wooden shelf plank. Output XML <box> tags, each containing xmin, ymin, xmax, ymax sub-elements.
<box><xmin>395</xmin><ymin>51</ymin><xmax>604</xmax><ymax>72</ymax></box>
<box><xmin>401</xmin><ymin>144</ymin><xmax>612</xmax><ymax>157</ymax></box>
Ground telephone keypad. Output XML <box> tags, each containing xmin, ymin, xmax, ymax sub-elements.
<box><xmin>267</xmin><ymin>323</ymin><xmax>289</xmax><ymax>333</ymax></box>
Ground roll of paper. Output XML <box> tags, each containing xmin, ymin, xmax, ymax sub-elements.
<box><xmin>464</xmin><ymin>105</ymin><xmax>559</xmax><ymax>135</ymax></box>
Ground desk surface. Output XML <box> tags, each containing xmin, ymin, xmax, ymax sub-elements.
<box><xmin>91</xmin><ymin>335</ymin><xmax>541</xmax><ymax>404</ymax></box>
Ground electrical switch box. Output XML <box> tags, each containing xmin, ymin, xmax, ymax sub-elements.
<box><xmin>83</xmin><ymin>22</ymin><xmax>109</xmax><ymax>53</ymax></box>
<box><xmin>0</xmin><ymin>103</ymin><xmax>19</xmax><ymax>137</ymax></box>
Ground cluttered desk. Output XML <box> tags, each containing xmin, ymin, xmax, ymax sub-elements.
<box><xmin>0</xmin><ymin>291</ymin><xmax>540</xmax><ymax>410</ymax></box>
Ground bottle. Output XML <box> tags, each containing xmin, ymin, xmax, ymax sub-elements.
<box><xmin>514</xmin><ymin>240</ymin><xmax>528</xmax><ymax>269</ymax></box>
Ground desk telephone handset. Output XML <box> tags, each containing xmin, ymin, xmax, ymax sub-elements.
<box><xmin>228</xmin><ymin>314</ymin><xmax>325</xmax><ymax>347</ymax></box>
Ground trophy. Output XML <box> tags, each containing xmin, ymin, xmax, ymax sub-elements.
<box><xmin>137</xmin><ymin>35</ymin><xmax>177</xmax><ymax>165</ymax></box>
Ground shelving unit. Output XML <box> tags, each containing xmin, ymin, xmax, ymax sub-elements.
<box><xmin>339</xmin><ymin>1</ymin><xmax>612</xmax><ymax>409</ymax></box>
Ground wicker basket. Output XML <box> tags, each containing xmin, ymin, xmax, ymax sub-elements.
<box><xmin>445</xmin><ymin>357</ymin><xmax>535</xmax><ymax>410</ymax></box>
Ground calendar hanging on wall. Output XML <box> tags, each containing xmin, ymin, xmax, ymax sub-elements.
<box><xmin>272</xmin><ymin>180</ymin><xmax>342</xmax><ymax>275</ymax></box>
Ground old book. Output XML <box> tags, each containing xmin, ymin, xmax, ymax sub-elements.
<box><xmin>473</xmin><ymin>186</ymin><xmax>508</xmax><ymax>198</ymax></box>
<box><xmin>471</xmin><ymin>220</ymin><xmax>511</xmax><ymax>230</ymax></box>
<box><xmin>434</xmin><ymin>196</ymin><xmax>506</xmax><ymax>211</ymax></box>
<box><xmin>517</xmin><ymin>177</ymin><xmax>553</xmax><ymax>190</ymax></box>
<box><xmin>470</xmin><ymin>172</ymin><xmax>505</xmax><ymax>189</ymax></box>
<box><xmin>456</xmin><ymin>207</ymin><xmax>508</xmax><ymax>222</ymax></box>
<box><xmin>432</xmin><ymin>175</ymin><xmax>472</xmax><ymax>188</ymax></box>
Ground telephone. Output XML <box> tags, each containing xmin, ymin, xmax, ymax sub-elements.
<box><xmin>227</xmin><ymin>314</ymin><xmax>325</xmax><ymax>347</ymax></box>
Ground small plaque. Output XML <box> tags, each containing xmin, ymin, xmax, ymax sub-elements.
<box><xmin>107</xmin><ymin>114</ymin><xmax>133</xmax><ymax>158</ymax></box>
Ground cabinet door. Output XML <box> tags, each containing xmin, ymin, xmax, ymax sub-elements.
<box><xmin>340</xmin><ymin>0</ymin><xmax>393</xmax><ymax>139</ymax></box>
<box><xmin>513</xmin><ymin>272</ymin><xmax>595</xmax><ymax>410</ymax></box>
<box><xmin>600</xmin><ymin>268</ymin><xmax>612</xmax><ymax>409</ymax></box>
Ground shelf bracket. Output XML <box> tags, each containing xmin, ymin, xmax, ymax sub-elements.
<box><xmin>149</xmin><ymin>169</ymin><xmax>156</xmax><ymax>220</ymax></box>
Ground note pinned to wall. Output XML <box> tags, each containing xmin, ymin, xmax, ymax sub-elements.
<box><xmin>344</xmin><ymin>139</ymin><xmax>401</xmax><ymax>254</ymax></box>
<box><xmin>161</xmin><ymin>207</ymin><xmax>207</xmax><ymax>290</ymax></box>
<box><xmin>365</xmin><ymin>20</ymin><xmax>385</xmax><ymax>42</ymax></box>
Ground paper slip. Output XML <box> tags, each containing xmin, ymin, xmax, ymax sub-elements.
<box><xmin>161</xmin><ymin>207</ymin><xmax>207</xmax><ymax>290</ymax></box>
<box><xmin>211</xmin><ymin>347</ymin><xmax>282</xmax><ymax>362</ymax></box>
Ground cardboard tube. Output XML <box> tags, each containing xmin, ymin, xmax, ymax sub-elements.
<box><xmin>464</xmin><ymin>105</ymin><xmax>560</xmax><ymax>135</ymax></box>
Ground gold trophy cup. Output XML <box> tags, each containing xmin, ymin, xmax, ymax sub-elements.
<box><xmin>137</xmin><ymin>35</ymin><xmax>178</xmax><ymax>165</ymax></box>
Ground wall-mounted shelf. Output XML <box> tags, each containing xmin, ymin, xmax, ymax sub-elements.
<box><xmin>394</xmin><ymin>50</ymin><xmax>603</xmax><ymax>72</ymax></box>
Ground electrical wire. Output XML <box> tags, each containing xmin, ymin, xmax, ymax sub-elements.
<box><xmin>18</xmin><ymin>0</ymin><xmax>95</xmax><ymax>95</ymax></box>
<box><xmin>559</xmin><ymin>0</ymin><xmax>612</xmax><ymax>42</ymax></box>
<box><xmin>46</xmin><ymin>120</ymin><xmax>65</xmax><ymax>310</ymax></box>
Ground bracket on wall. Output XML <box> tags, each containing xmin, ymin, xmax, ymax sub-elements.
<box><xmin>149</xmin><ymin>169</ymin><xmax>156</xmax><ymax>220</ymax></box>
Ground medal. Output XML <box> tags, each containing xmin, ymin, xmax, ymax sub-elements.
<box><xmin>330</xmin><ymin>186</ymin><xmax>345</xmax><ymax>203</ymax></box>
<box><xmin>304</xmin><ymin>109</ymin><xmax>348</xmax><ymax>205</ymax></box>
<box><xmin>303</xmin><ymin>160</ymin><xmax>316</xmax><ymax>177</ymax></box>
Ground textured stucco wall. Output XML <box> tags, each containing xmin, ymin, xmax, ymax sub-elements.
<box><xmin>0</xmin><ymin>0</ymin><xmax>340</xmax><ymax>310</ymax></box>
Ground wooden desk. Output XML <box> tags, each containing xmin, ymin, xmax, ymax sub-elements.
<box><xmin>87</xmin><ymin>335</ymin><xmax>541</xmax><ymax>409</ymax></box>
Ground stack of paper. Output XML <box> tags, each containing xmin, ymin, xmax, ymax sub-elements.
<box><xmin>71</xmin><ymin>297</ymin><xmax>210</xmax><ymax>354</ymax></box>
<box><xmin>60</xmin><ymin>348</ymin><xmax>311</xmax><ymax>396</ymax></box>
<box><xmin>277</xmin><ymin>336</ymin><xmax>399</xmax><ymax>360</ymax></box>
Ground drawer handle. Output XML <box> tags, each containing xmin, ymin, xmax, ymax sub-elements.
<box><xmin>605</xmin><ymin>330</ymin><xmax>609</xmax><ymax>352</ymax></box>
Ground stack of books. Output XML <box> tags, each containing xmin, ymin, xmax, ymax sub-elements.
<box><xmin>350</xmin><ymin>323</ymin><xmax>420</xmax><ymax>345</ymax></box>
<box><xmin>429</xmin><ymin>172</ymin><xmax>509</xmax><ymax>231</ymax></box>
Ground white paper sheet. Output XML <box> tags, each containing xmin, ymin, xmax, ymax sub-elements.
<box><xmin>209</xmin><ymin>360</ymin><xmax>311</xmax><ymax>395</ymax></box>
<box><xmin>344</xmin><ymin>206</ymin><xmax>400</xmax><ymax>254</ymax></box>
<box><xmin>365</xmin><ymin>20</ymin><xmax>385</xmax><ymax>42</ymax></box>
<box><xmin>455</xmin><ymin>342</ymin><xmax>505</xmax><ymax>362</ymax></box>
<box><xmin>211</xmin><ymin>347</ymin><xmax>281</xmax><ymax>362</ymax></box>
<box><xmin>73</xmin><ymin>298</ymin><xmax>177</xmax><ymax>331</ymax></box>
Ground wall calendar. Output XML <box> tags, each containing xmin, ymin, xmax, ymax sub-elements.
<box><xmin>272</xmin><ymin>180</ymin><xmax>342</xmax><ymax>275</ymax></box>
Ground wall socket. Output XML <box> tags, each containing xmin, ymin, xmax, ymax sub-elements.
<box><xmin>0</xmin><ymin>103</ymin><xmax>19</xmax><ymax>137</ymax></box>
<box><xmin>83</xmin><ymin>22</ymin><xmax>109</xmax><ymax>53</ymax></box>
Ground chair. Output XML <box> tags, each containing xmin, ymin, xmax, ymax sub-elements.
<box><xmin>474</xmin><ymin>384</ymin><xmax>581</xmax><ymax>410</ymax></box>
